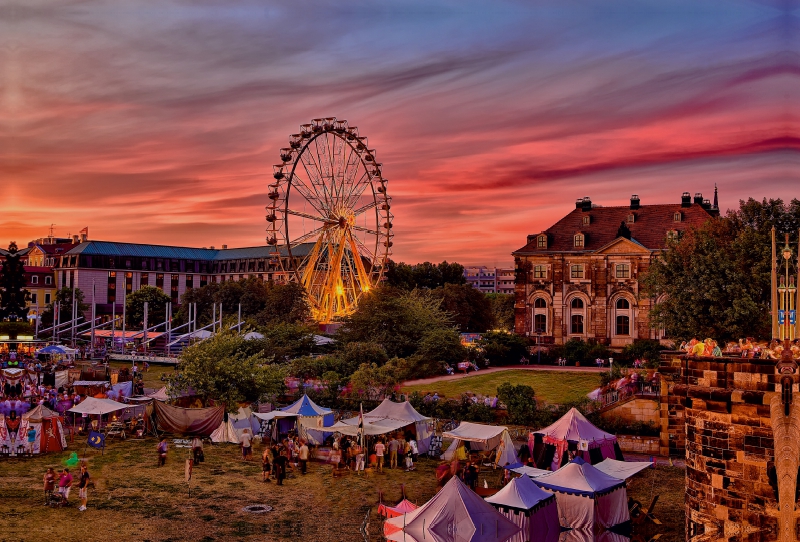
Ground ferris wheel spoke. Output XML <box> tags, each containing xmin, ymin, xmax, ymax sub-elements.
<box><xmin>284</xmin><ymin>208</ymin><xmax>332</xmax><ymax>224</ymax></box>
<box><xmin>296</xmin><ymin>159</ymin><xmax>328</xmax><ymax>210</ymax></box>
<box><xmin>343</xmin><ymin>170</ymin><xmax>373</xmax><ymax>209</ymax></box>
<box><xmin>288</xmin><ymin>224</ymin><xmax>330</xmax><ymax>248</ymax></box>
<box><xmin>352</xmin><ymin>200</ymin><xmax>379</xmax><ymax>216</ymax></box>
<box><xmin>351</xmin><ymin>225</ymin><xmax>381</xmax><ymax>236</ymax></box>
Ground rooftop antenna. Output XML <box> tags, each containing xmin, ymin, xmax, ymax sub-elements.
<box><xmin>49</xmin><ymin>224</ymin><xmax>56</xmax><ymax>237</ymax></box>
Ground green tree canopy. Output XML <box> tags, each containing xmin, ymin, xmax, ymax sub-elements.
<box><xmin>477</xmin><ymin>331</ymin><xmax>529</xmax><ymax>366</ymax></box>
<box><xmin>126</xmin><ymin>286</ymin><xmax>171</xmax><ymax>328</ymax></box>
<box><xmin>385</xmin><ymin>260</ymin><xmax>466</xmax><ymax>290</ymax></box>
<box><xmin>40</xmin><ymin>287</ymin><xmax>88</xmax><ymax>328</ymax></box>
<box><xmin>166</xmin><ymin>331</ymin><xmax>286</xmax><ymax>412</ymax></box>
<box><xmin>430</xmin><ymin>283</ymin><xmax>493</xmax><ymax>333</ymax></box>
<box><xmin>497</xmin><ymin>383</ymin><xmax>538</xmax><ymax>425</ymax></box>
<box><xmin>486</xmin><ymin>293</ymin><xmax>515</xmax><ymax>331</ymax></box>
<box><xmin>642</xmin><ymin>197</ymin><xmax>800</xmax><ymax>341</ymax></box>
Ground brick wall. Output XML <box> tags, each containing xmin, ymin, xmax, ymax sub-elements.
<box><xmin>601</xmin><ymin>397</ymin><xmax>660</xmax><ymax>425</ymax></box>
<box><xmin>616</xmin><ymin>435</ymin><xmax>660</xmax><ymax>455</ymax></box>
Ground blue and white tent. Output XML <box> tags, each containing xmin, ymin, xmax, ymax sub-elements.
<box><xmin>253</xmin><ymin>394</ymin><xmax>334</xmax><ymax>444</ymax></box>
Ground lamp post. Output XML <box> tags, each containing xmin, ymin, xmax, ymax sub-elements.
<box><xmin>536</xmin><ymin>329</ymin><xmax>543</xmax><ymax>365</ymax></box>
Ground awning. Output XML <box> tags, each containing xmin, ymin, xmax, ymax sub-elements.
<box><xmin>252</xmin><ymin>411</ymin><xmax>300</xmax><ymax>421</ymax></box>
<box><xmin>510</xmin><ymin>465</ymin><xmax>551</xmax><ymax>478</ymax></box>
<box><xmin>72</xmin><ymin>381</ymin><xmax>110</xmax><ymax>387</ymax></box>
<box><xmin>68</xmin><ymin>397</ymin><xmax>128</xmax><ymax>416</ymax></box>
<box><xmin>592</xmin><ymin>458</ymin><xmax>652</xmax><ymax>480</ymax></box>
<box><xmin>443</xmin><ymin>421</ymin><xmax>507</xmax><ymax>442</ymax></box>
<box><xmin>330</xmin><ymin>417</ymin><xmax>410</xmax><ymax>436</ymax></box>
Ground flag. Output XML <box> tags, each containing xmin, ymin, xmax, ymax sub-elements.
<box><xmin>88</xmin><ymin>431</ymin><xmax>105</xmax><ymax>449</ymax></box>
<box><xmin>357</xmin><ymin>403</ymin><xmax>364</xmax><ymax>447</ymax></box>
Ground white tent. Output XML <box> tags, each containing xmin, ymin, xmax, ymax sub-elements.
<box><xmin>68</xmin><ymin>397</ymin><xmax>128</xmax><ymax>416</ymax></box>
<box><xmin>531</xmin><ymin>408</ymin><xmax>621</xmax><ymax>471</ymax></box>
<box><xmin>210</xmin><ymin>418</ymin><xmax>239</xmax><ymax>444</ymax></box>
<box><xmin>485</xmin><ymin>474</ymin><xmax>560</xmax><ymax>542</ymax></box>
<box><xmin>331</xmin><ymin>399</ymin><xmax>433</xmax><ymax>452</ymax></box>
<box><xmin>442</xmin><ymin>422</ymin><xmax>518</xmax><ymax>467</ymax></box>
<box><xmin>229</xmin><ymin>406</ymin><xmax>261</xmax><ymax>440</ymax></box>
<box><xmin>532</xmin><ymin>458</ymin><xmax>629</xmax><ymax>530</ymax></box>
<box><xmin>253</xmin><ymin>395</ymin><xmax>334</xmax><ymax>445</ymax></box>
<box><xmin>385</xmin><ymin>476</ymin><xmax>520</xmax><ymax>542</ymax></box>
<box><xmin>509</xmin><ymin>465</ymin><xmax>551</xmax><ymax>479</ymax></box>
<box><xmin>242</xmin><ymin>331</ymin><xmax>264</xmax><ymax>340</ymax></box>
<box><xmin>592</xmin><ymin>458</ymin><xmax>651</xmax><ymax>480</ymax></box>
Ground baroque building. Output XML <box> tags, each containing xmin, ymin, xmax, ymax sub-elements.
<box><xmin>513</xmin><ymin>191</ymin><xmax>718</xmax><ymax>348</ymax></box>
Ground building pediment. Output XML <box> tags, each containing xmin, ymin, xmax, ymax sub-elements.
<box><xmin>594</xmin><ymin>237</ymin><xmax>651</xmax><ymax>255</ymax></box>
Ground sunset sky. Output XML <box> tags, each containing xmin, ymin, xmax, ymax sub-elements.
<box><xmin>2</xmin><ymin>1</ymin><xmax>798</xmax><ymax>265</ymax></box>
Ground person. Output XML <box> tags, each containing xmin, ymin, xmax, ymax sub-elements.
<box><xmin>298</xmin><ymin>440</ymin><xmax>309</xmax><ymax>474</ymax></box>
<box><xmin>131</xmin><ymin>362</ymin><xmax>138</xmax><ymax>378</ymax></box>
<box><xmin>353</xmin><ymin>441</ymin><xmax>365</xmax><ymax>472</ymax></box>
<box><xmin>58</xmin><ymin>468</ymin><xmax>73</xmax><ymax>504</ymax></box>
<box><xmin>43</xmin><ymin>467</ymin><xmax>56</xmax><ymax>505</ymax></box>
<box><xmin>261</xmin><ymin>447</ymin><xmax>272</xmax><ymax>482</ymax></box>
<box><xmin>374</xmin><ymin>439</ymin><xmax>385</xmax><ymax>472</ymax></box>
<box><xmin>388</xmin><ymin>436</ymin><xmax>399</xmax><ymax>469</ymax></box>
<box><xmin>274</xmin><ymin>446</ymin><xmax>287</xmax><ymax>485</ymax></box>
<box><xmin>157</xmin><ymin>438</ymin><xmax>168</xmax><ymax>467</ymax></box>
<box><xmin>436</xmin><ymin>462</ymin><xmax>451</xmax><ymax>488</ymax></box>
<box><xmin>191</xmin><ymin>436</ymin><xmax>204</xmax><ymax>465</ymax></box>
<box><xmin>404</xmin><ymin>439</ymin><xmax>415</xmax><ymax>471</ymax></box>
<box><xmin>397</xmin><ymin>435</ymin><xmax>406</xmax><ymax>469</ymax></box>
<box><xmin>465</xmin><ymin>461</ymin><xmax>478</xmax><ymax>490</ymax></box>
<box><xmin>77</xmin><ymin>464</ymin><xmax>90</xmax><ymax>511</ymax></box>
<box><xmin>240</xmin><ymin>430</ymin><xmax>252</xmax><ymax>461</ymax></box>
<box><xmin>26</xmin><ymin>426</ymin><xmax>37</xmax><ymax>455</ymax></box>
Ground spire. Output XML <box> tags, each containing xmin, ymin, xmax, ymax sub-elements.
<box><xmin>713</xmin><ymin>184</ymin><xmax>718</xmax><ymax>209</ymax></box>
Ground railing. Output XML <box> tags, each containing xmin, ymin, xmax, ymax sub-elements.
<box><xmin>596</xmin><ymin>381</ymin><xmax>660</xmax><ymax>410</ymax></box>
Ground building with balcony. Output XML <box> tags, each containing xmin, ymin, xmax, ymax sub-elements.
<box><xmin>512</xmin><ymin>191</ymin><xmax>719</xmax><ymax>349</ymax></box>
<box><xmin>464</xmin><ymin>266</ymin><xmax>515</xmax><ymax>294</ymax></box>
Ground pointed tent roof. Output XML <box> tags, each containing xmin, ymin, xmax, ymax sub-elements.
<box><xmin>403</xmin><ymin>476</ymin><xmax>520</xmax><ymax>542</ymax></box>
<box><xmin>533</xmin><ymin>407</ymin><xmax>615</xmax><ymax>443</ymax></box>
<box><xmin>22</xmin><ymin>404</ymin><xmax>58</xmax><ymax>422</ymax></box>
<box><xmin>366</xmin><ymin>399</ymin><xmax>430</xmax><ymax>422</ymax></box>
<box><xmin>485</xmin><ymin>474</ymin><xmax>555</xmax><ymax>512</ymax></box>
<box><xmin>281</xmin><ymin>394</ymin><xmax>332</xmax><ymax>417</ymax></box>
<box><xmin>532</xmin><ymin>457</ymin><xmax>625</xmax><ymax>498</ymax></box>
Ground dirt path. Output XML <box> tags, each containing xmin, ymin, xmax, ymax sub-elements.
<box><xmin>401</xmin><ymin>364</ymin><xmax>607</xmax><ymax>387</ymax></box>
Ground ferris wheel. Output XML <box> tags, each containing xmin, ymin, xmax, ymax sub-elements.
<box><xmin>266</xmin><ymin>117</ymin><xmax>393</xmax><ymax>323</ymax></box>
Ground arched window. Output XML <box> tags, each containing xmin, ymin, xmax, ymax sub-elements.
<box><xmin>534</xmin><ymin>298</ymin><xmax>546</xmax><ymax>308</ymax></box>
<box><xmin>532</xmin><ymin>297</ymin><xmax>548</xmax><ymax>333</ymax></box>
<box><xmin>613</xmin><ymin>297</ymin><xmax>633</xmax><ymax>337</ymax></box>
<box><xmin>571</xmin><ymin>298</ymin><xmax>584</xmax><ymax>309</ymax></box>
<box><xmin>568</xmin><ymin>297</ymin><xmax>586</xmax><ymax>335</ymax></box>
<box><xmin>616</xmin><ymin>298</ymin><xmax>630</xmax><ymax>309</ymax></box>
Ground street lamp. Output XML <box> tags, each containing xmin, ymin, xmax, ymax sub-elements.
<box><xmin>536</xmin><ymin>329</ymin><xmax>543</xmax><ymax>365</ymax></box>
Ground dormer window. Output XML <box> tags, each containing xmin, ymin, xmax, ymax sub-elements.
<box><xmin>537</xmin><ymin>235</ymin><xmax>547</xmax><ymax>248</ymax></box>
<box><xmin>582</xmin><ymin>216</ymin><xmax>590</xmax><ymax>225</ymax></box>
<box><xmin>673</xmin><ymin>212</ymin><xmax>682</xmax><ymax>222</ymax></box>
<box><xmin>667</xmin><ymin>230</ymin><xmax>679</xmax><ymax>241</ymax></box>
<box><xmin>627</xmin><ymin>214</ymin><xmax>635</xmax><ymax>223</ymax></box>
<box><xmin>574</xmin><ymin>234</ymin><xmax>585</xmax><ymax>248</ymax></box>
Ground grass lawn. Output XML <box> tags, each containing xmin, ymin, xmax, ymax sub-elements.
<box><xmin>0</xmin><ymin>436</ymin><xmax>684</xmax><ymax>542</ymax></box>
<box><xmin>402</xmin><ymin>370</ymin><xmax>600</xmax><ymax>405</ymax></box>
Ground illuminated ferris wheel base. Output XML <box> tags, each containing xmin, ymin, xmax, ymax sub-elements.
<box><xmin>266</xmin><ymin>117</ymin><xmax>393</xmax><ymax>323</ymax></box>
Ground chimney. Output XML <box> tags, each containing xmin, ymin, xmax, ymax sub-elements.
<box><xmin>210</xmin><ymin>245</ymin><xmax>215</xmax><ymax>249</ymax></box>
<box><xmin>575</xmin><ymin>198</ymin><xmax>583</xmax><ymax>210</ymax></box>
<box><xmin>630</xmin><ymin>195</ymin><xmax>640</xmax><ymax>210</ymax></box>
<box><xmin>72</xmin><ymin>235</ymin><xmax>79</xmax><ymax>243</ymax></box>
<box><xmin>580</xmin><ymin>196</ymin><xmax>592</xmax><ymax>212</ymax></box>
<box><xmin>221</xmin><ymin>244</ymin><xmax>228</xmax><ymax>249</ymax></box>
<box><xmin>527</xmin><ymin>234</ymin><xmax>535</xmax><ymax>244</ymax></box>
<box><xmin>702</xmin><ymin>199</ymin><xmax>711</xmax><ymax>210</ymax></box>
<box><xmin>693</xmin><ymin>192</ymin><xmax>704</xmax><ymax>205</ymax></box>
<box><xmin>681</xmin><ymin>192</ymin><xmax>691</xmax><ymax>207</ymax></box>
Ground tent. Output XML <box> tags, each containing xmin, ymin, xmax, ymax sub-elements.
<box><xmin>532</xmin><ymin>458</ymin><xmax>629</xmax><ymax>530</ymax></box>
<box><xmin>379</xmin><ymin>498</ymin><xmax>419</xmax><ymax>519</ymax></box>
<box><xmin>253</xmin><ymin>394</ymin><xmax>335</xmax><ymax>444</ymax></box>
<box><xmin>151</xmin><ymin>401</ymin><xmax>224</xmax><ymax>436</ymax></box>
<box><xmin>592</xmin><ymin>458</ymin><xmax>651</xmax><ymax>480</ymax></box>
<box><xmin>330</xmin><ymin>399</ymin><xmax>433</xmax><ymax>453</ymax></box>
<box><xmin>210</xmin><ymin>418</ymin><xmax>240</xmax><ymax>444</ymax></box>
<box><xmin>530</xmin><ymin>408</ymin><xmax>622</xmax><ymax>471</ymax></box>
<box><xmin>68</xmin><ymin>397</ymin><xmax>128</xmax><ymax>416</ymax></box>
<box><xmin>442</xmin><ymin>422</ymin><xmax>518</xmax><ymax>467</ymax></box>
<box><xmin>18</xmin><ymin>405</ymin><xmax>67</xmax><ymax>454</ymax></box>
<box><xmin>384</xmin><ymin>476</ymin><xmax>520</xmax><ymax>542</ymax></box>
<box><xmin>485</xmin><ymin>474</ymin><xmax>560</xmax><ymax>542</ymax></box>
<box><xmin>508</xmin><ymin>465</ymin><xmax>550</xmax><ymax>479</ymax></box>
<box><xmin>229</xmin><ymin>406</ymin><xmax>261</xmax><ymax>439</ymax></box>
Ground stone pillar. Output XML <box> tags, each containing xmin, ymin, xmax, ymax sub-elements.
<box><xmin>770</xmin><ymin>394</ymin><xmax>800</xmax><ymax>542</ymax></box>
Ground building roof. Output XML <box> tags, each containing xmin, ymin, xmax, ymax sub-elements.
<box><xmin>64</xmin><ymin>240</ymin><xmax>315</xmax><ymax>262</ymax></box>
<box><xmin>30</xmin><ymin>242</ymin><xmax>79</xmax><ymax>255</ymax></box>
<box><xmin>513</xmin><ymin>202</ymin><xmax>716</xmax><ymax>255</ymax></box>
<box><xmin>24</xmin><ymin>266</ymin><xmax>54</xmax><ymax>273</ymax></box>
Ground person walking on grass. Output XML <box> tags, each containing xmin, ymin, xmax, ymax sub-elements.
<box><xmin>262</xmin><ymin>446</ymin><xmax>272</xmax><ymax>483</ymax></box>
<box><xmin>298</xmin><ymin>440</ymin><xmax>309</xmax><ymax>475</ymax></box>
<box><xmin>58</xmin><ymin>468</ymin><xmax>73</xmax><ymax>504</ymax></box>
<box><xmin>274</xmin><ymin>447</ymin><xmax>288</xmax><ymax>486</ymax></box>
<box><xmin>388</xmin><ymin>436</ymin><xmax>399</xmax><ymax>469</ymax></box>
<box><xmin>191</xmin><ymin>436</ymin><xmax>204</xmax><ymax>466</ymax></box>
<box><xmin>374</xmin><ymin>439</ymin><xmax>385</xmax><ymax>472</ymax></box>
<box><xmin>157</xmin><ymin>438</ymin><xmax>168</xmax><ymax>467</ymax></box>
<box><xmin>43</xmin><ymin>467</ymin><xmax>56</xmax><ymax>505</ymax></box>
<box><xmin>77</xmin><ymin>464</ymin><xmax>90</xmax><ymax>511</ymax></box>
<box><xmin>240</xmin><ymin>430</ymin><xmax>252</xmax><ymax>461</ymax></box>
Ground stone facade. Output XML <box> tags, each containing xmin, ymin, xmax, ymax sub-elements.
<box><xmin>616</xmin><ymin>434</ymin><xmax>660</xmax><ymax>455</ymax></box>
<box><xmin>600</xmin><ymin>397</ymin><xmax>660</xmax><ymax>426</ymax></box>
<box><xmin>659</xmin><ymin>352</ymin><xmax>799</xmax><ymax>541</ymax></box>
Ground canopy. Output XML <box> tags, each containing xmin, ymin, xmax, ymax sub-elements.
<box><xmin>442</xmin><ymin>422</ymin><xmax>518</xmax><ymax>467</ymax></box>
<box><xmin>331</xmin><ymin>399</ymin><xmax>432</xmax><ymax>452</ymax></box>
<box><xmin>531</xmin><ymin>408</ymin><xmax>619</xmax><ymax>471</ymax></box>
<box><xmin>22</xmin><ymin>404</ymin><xmax>58</xmax><ymax>422</ymax></box>
<box><xmin>67</xmin><ymin>397</ymin><xmax>128</xmax><ymax>416</ymax></box>
<box><xmin>37</xmin><ymin>345</ymin><xmax>75</xmax><ymax>354</ymax></box>
<box><xmin>313</xmin><ymin>334</ymin><xmax>334</xmax><ymax>345</ymax></box>
<box><xmin>210</xmin><ymin>419</ymin><xmax>240</xmax><ymax>444</ymax></box>
<box><xmin>152</xmin><ymin>401</ymin><xmax>224</xmax><ymax>436</ymax></box>
<box><xmin>509</xmin><ymin>465</ymin><xmax>550</xmax><ymax>478</ymax></box>
<box><xmin>72</xmin><ymin>381</ymin><xmax>110</xmax><ymax>387</ymax></box>
<box><xmin>253</xmin><ymin>410</ymin><xmax>299</xmax><ymax>421</ymax></box>
<box><xmin>592</xmin><ymin>458</ymin><xmax>651</xmax><ymax>480</ymax></box>
<box><xmin>283</xmin><ymin>394</ymin><xmax>333</xmax><ymax>416</ymax></box>
<box><xmin>485</xmin><ymin>475</ymin><xmax>560</xmax><ymax>542</ymax></box>
<box><xmin>394</xmin><ymin>476</ymin><xmax>520</xmax><ymax>542</ymax></box>
<box><xmin>242</xmin><ymin>331</ymin><xmax>264</xmax><ymax>340</ymax></box>
<box><xmin>532</xmin><ymin>458</ymin><xmax>629</xmax><ymax>530</ymax></box>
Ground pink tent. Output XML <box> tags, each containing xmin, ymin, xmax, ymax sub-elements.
<box><xmin>379</xmin><ymin>498</ymin><xmax>419</xmax><ymax>519</ymax></box>
<box><xmin>530</xmin><ymin>408</ymin><xmax>620</xmax><ymax>471</ymax></box>
<box><xmin>384</xmin><ymin>476</ymin><xmax>520</xmax><ymax>542</ymax></box>
<box><xmin>484</xmin><ymin>475</ymin><xmax>560</xmax><ymax>542</ymax></box>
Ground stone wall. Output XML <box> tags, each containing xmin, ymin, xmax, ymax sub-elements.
<box><xmin>600</xmin><ymin>397</ymin><xmax>660</xmax><ymax>425</ymax></box>
<box><xmin>659</xmin><ymin>352</ymin><xmax>800</xmax><ymax>541</ymax></box>
<box><xmin>616</xmin><ymin>435</ymin><xmax>660</xmax><ymax>455</ymax></box>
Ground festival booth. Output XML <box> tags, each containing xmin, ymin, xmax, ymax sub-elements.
<box><xmin>151</xmin><ymin>400</ymin><xmax>224</xmax><ymax>437</ymax></box>
<box><xmin>442</xmin><ymin>422</ymin><xmax>519</xmax><ymax>467</ymax></box>
<box><xmin>383</xmin><ymin>476</ymin><xmax>520</xmax><ymax>542</ymax></box>
<box><xmin>210</xmin><ymin>418</ymin><xmax>240</xmax><ymax>444</ymax></box>
<box><xmin>532</xmin><ymin>457</ymin><xmax>629</xmax><ymax>530</ymax></box>
<box><xmin>331</xmin><ymin>399</ymin><xmax>433</xmax><ymax>453</ymax></box>
<box><xmin>484</xmin><ymin>474</ymin><xmax>560</xmax><ymax>542</ymax></box>
<box><xmin>19</xmin><ymin>405</ymin><xmax>67</xmax><ymax>454</ymax></box>
<box><xmin>36</xmin><ymin>345</ymin><xmax>77</xmax><ymax>363</ymax></box>
<box><xmin>253</xmin><ymin>395</ymin><xmax>334</xmax><ymax>444</ymax></box>
<box><xmin>72</xmin><ymin>380</ymin><xmax>111</xmax><ymax>398</ymax></box>
<box><xmin>530</xmin><ymin>408</ymin><xmax>623</xmax><ymax>471</ymax></box>
<box><xmin>68</xmin><ymin>397</ymin><xmax>128</xmax><ymax>425</ymax></box>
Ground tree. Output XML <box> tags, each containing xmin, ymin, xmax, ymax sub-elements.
<box><xmin>40</xmin><ymin>287</ymin><xmax>88</xmax><ymax>328</ymax></box>
<box><xmin>477</xmin><ymin>331</ymin><xmax>529</xmax><ymax>366</ymax></box>
<box><xmin>641</xmin><ymin>197</ymin><xmax>800</xmax><ymax>341</ymax></box>
<box><xmin>497</xmin><ymin>383</ymin><xmax>538</xmax><ymax>425</ymax></box>
<box><xmin>126</xmin><ymin>286</ymin><xmax>171</xmax><ymax>328</ymax></box>
<box><xmin>430</xmin><ymin>283</ymin><xmax>493</xmax><ymax>333</ymax></box>
<box><xmin>255</xmin><ymin>282</ymin><xmax>311</xmax><ymax>325</ymax></box>
<box><xmin>0</xmin><ymin>242</ymin><xmax>30</xmax><ymax>321</ymax></box>
<box><xmin>416</xmin><ymin>328</ymin><xmax>467</xmax><ymax>368</ymax></box>
<box><xmin>239</xmin><ymin>322</ymin><xmax>316</xmax><ymax>362</ymax></box>
<box><xmin>385</xmin><ymin>260</ymin><xmax>466</xmax><ymax>290</ymax></box>
<box><xmin>166</xmin><ymin>331</ymin><xmax>286</xmax><ymax>412</ymax></box>
<box><xmin>347</xmin><ymin>362</ymin><xmax>398</xmax><ymax>400</ymax></box>
<box><xmin>339</xmin><ymin>287</ymin><xmax>454</xmax><ymax>358</ymax></box>
<box><xmin>486</xmin><ymin>293</ymin><xmax>515</xmax><ymax>331</ymax></box>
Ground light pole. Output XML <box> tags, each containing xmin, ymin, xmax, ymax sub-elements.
<box><xmin>536</xmin><ymin>329</ymin><xmax>543</xmax><ymax>365</ymax></box>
